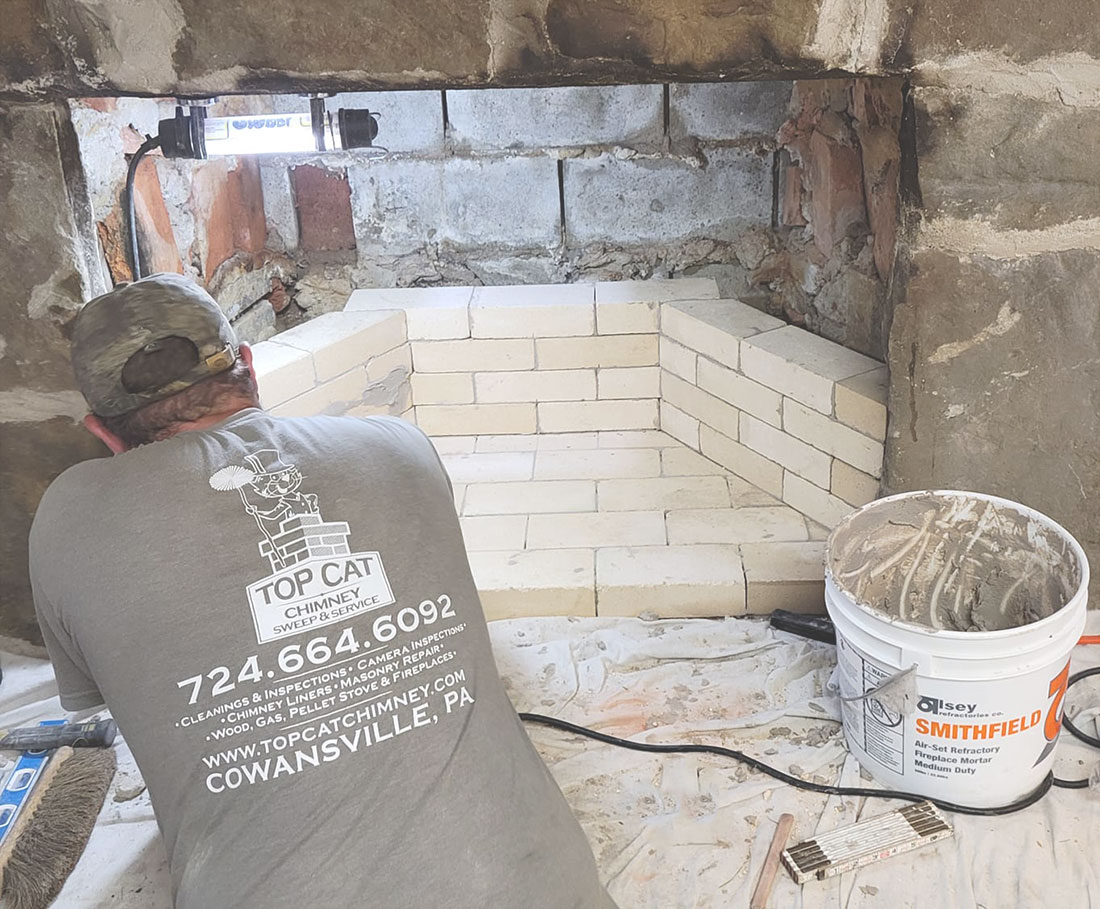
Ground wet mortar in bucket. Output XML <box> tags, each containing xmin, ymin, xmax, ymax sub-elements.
<box><xmin>824</xmin><ymin>491</ymin><xmax>1089</xmax><ymax>808</ymax></box>
<box><xmin>829</xmin><ymin>492</ymin><xmax>1080</xmax><ymax>633</ymax></box>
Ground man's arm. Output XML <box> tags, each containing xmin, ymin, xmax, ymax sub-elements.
<box><xmin>30</xmin><ymin>566</ymin><xmax>105</xmax><ymax>712</ymax></box>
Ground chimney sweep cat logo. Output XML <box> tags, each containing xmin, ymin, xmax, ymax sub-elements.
<box><xmin>210</xmin><ymin>450</ymin><xmax>394</xmax><ymax>644</ymax></box>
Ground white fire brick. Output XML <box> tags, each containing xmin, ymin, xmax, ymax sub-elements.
<box><xmin>538</xmin><ymin>432</ymin><xmax>599</xmax><ymax>450</ymax></box>
<box><xmin>661</xmin><ymin>299</ymin><xmax>784</xmax><ymax>370</ymax></box>
<box><xmin>415</xmin><ymin>403</ymin><xmax>536</xmax><ymax>436</ymax></box>
<box><xmin>346</xmin><ymin>286</ymin><xmax>472</xmax><ymax>340</ymax></box>
<box><xmin>594</xmin><ymin>277</ymin><xmax>720</xmax><ymax>304</ymax></box>
<box><xmin>411</xmin><ymin>338</ymin><xmax>535</xmax><ymax>373</ymax></box>
<box><xmin>535</xmin><ymin>334</ymin><xmax>658</xmax><ymax>370</ymax></box>
<box><xmin>659</xmin><ymin>401</ymin><xmax>700</xmax><ymax>450</ymax></box>
<box><xmin>596</xmin><ymin>544</ymin><xmax>745</xmax><ymax>617</ymax></box>
<box><xmin>597</xmin><ymin>476</ymin><xmax>731</xmax><ymax>511</ymax></box>
<box><xmin>463</xmin><ymin>480</ymin><xmax>596</xmax><ymax>515</ymax></box>
<box><xmin>831</xmin><ymin>460</ymin><xmax>880</xmax><ymax>507</ymax></box>
<box><xmin>533</xmin><ymin>448</ymin><xmax>661</xmax><ymax>480</ymax></box>
<box><xmin>597</xmin><ymin>366</ymin><xmax>661</xmax><ymax>399</ymax></box>
<box><xmin>251</xmin><ymin>340</ymin><xmax>316</xmax><ymax>408</ymax></box>
<box><xmin>468</xmin><ymin>549</ymin><xmax>595</xmax><ymax>619</ymax></box>
<box><xmin>366</xmin><ymin>343</ymin><xmax>412</xmax><ymax>382</ymax></box>
<box><xmin>661</xmin><ymin>446</ymin><xmax>728</xmax><ymax>477</ymax></box>
<box><xmin>472</xmin><ymin>304</ymin><xmax>588</xmax><ymax>342</ymax></box>
<box><xmin>537</xmin><ymin>400</ymin><xmax>659</xmax><ymax>433</ymax></box>
<box><xmin>441</xmin><ymin>451</ymin><xmax>535</xmax><ymax>484</ymax></box>
<box><xmin>696</xmin><ymin>357</ymin><xmax>782</xmax><ymax>427</ymax></box>
<box><xmin>782</xmin><ymin>473</ymin><xmax>854</xmax><ymax>529</ymax></box>
<box><xmin>666</xmin><ymin>506</ymin><xmax>809</xmax><ymax>545</ymax></box>
<box><xmin>431</xmin><ymin>436</ymin><xmax>477</xmax><ymax>454</ymax></box>
<box><xmin>595</xmin><ymin>300</ymin><xmax>659</xmax><ymax>335</ymax></box>
<box><xmin>459</xmin><ymin>515</ymin><xmax>529</xmax><ymax>551</ymax></box>
<box><xmin>741</xmin><ymin>541</ymin><xmax>826</xmax><ymax>615</ymax></box>
<box><xmin>527</xmin><ymin>511</ymin><xmax>666</xmax><ymax>549</ymax></box>
<box><xmin>739</xmin><ymin>413</ymin><xmax>832</xmax><ymax>488</ymax></box>
<box><xmin>411</xmin><ymin>372</ymin><xmax>474</xmax><ymax>405</ymax></box>
<box><xmin>470</xmin><ymin>284</ymin><xmax>595</xmax><ymax>338</ymax></box>
<box><xmin>273</xmin><ymin>310</ymin><xmax>407</xmax><ymax>382</ymax></box>
<box><xmin>475</xmin><ymin>369</ymin><xmax>596</xmax><ymax>403</ymax></box>
<box><xmin>728</xmin><ymin>476</ymin><xmax>784</xmax><ymax>508</ymax></box>
<box><xmin>659</xmin><ymin>336</ymin><xmax>697</xmax><ymax>383</ymax></box>
<box><xmin>660</xmin><ymin>372</ymin><xmax>740</xmax><ymax>441</ymax></box>
<box><xmin>782</xmin><ymin>398</ymin><xmax>884</xmax><ymax>478</ymax></box>
<box><xmin>699</xmin><ymin>425</ymin><xmax>783</xmax><ymax>498</ymax></box>
<box><xmin>269</xmin><ymin>366</ymin><xmax>367</xmax><ymax>418</ymax></box>
<box><xmin>740</xmin><ymin>326</ymin><xmax>882</xmax><ymax>415</ymax></box>
<box><xmin>835</xmin><ymin>367</ymin><xmax>888</xmax><ymax>442</ymax></box>
<box><xmin>599</xmin><ymin>430</ymin><xmax>679</xmax><ymax>448</ymax></box>
<box><xmin>476</xmin><ymin>434</ymin><xmax>539</xmax><ymax>452</ymax></box>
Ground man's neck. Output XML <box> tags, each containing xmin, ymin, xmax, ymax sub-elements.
<box><xmin>170</xmin><ymin>402</ymin><xmax>256</xmax><ymax>437</ymax></box>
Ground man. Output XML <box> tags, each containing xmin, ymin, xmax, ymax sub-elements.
<box><xmin>30</xmin><ymin>273</ymin><xmax>616</xmax><ymax>909</ymax></box>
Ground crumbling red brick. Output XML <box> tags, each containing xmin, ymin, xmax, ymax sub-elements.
<box><xmin>268</xmin><ymin>277</ymin><xmax>291</xmax><ymax>313</ymax></box>
<box><xmin>779</xmin><ymin>163</ymin><xmax>807</xmax><ymax>227</ymax></box>
<box><xmin>97</xmin><ymin>153</ymin><xmax>183</xmax><ymax>282</ymax></box>
<box><xmin>805</xmin><ymin>129</ymin><xmax>866</xmax><ymax>255</ymax></box>
<box><xmin>191</xmin><ymin>158</ymin><xmax>268</xmax><ymax>278</ymax></box>
<box><xmin>849</xmin><ymin>80</ymin><xmax>903</xmax><ymax>281</ymax></box>
<box><xmin>80</xmin><ymin>97</ymin><xmax>117</xmax><ymax>113</ymax></box>
<box><xmin>229</xmin><ymin>158</ymin><xmax>267</xmax><ymax>255</ymax></box>
<box><xmin>121</xmin><ymin>125</ymin><xmax>145</xmax><ymax>155</ymax></box>
<box><xmin>96</xmin><ymin>212</ymin><xmax>133</xmax><ymax>284</ymax></box>
<box><xmin>290</xmin><ymin>164</ymin><xmax>357</xmax><ymax>251</ymax></box>
<box><xmin>133</xmin><ymin>157</ymin><xmax>183</xmax><ymax>275</ymax></box>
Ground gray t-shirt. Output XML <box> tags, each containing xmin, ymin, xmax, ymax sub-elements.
<box><xmin>30</xmin><ymin>410</ymin><xmax>614</xmax><ymax>909</ymax></box>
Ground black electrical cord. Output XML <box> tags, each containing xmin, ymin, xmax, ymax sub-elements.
<box><xmin>520</xmin><ymin>667</ymin><xmax>1099</xmax><ymax>815</ymax></box>
<box><xmin>520</xmin><ymin>713</ymin><xmax>1053</xmax><ymax>817</ymax></box>
<box><xmin>124</xmin><ymin>136</ymin><xmax>161</xmax><ymax>280</ymax></box>
<box><xmin>1063</xmin><ymin>666</ymin><xmax>1100</xmax><ymax>749</ymax></box>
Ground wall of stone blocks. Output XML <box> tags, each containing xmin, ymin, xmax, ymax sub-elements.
<box><xmin>66</xmin><ymin>84</ymin><xmax>797</xmax><ymax>327</ymax></box>
<box><xmin>254</xmin><ymin>83</ymin><xmax>793</xmax><ymax>297</ymax></box>
<box><xmin>66</xmin><ymin>82</ymin><xmax>905</xmax><ymax>371</ymax></box>
<box><xmin>0</xmin><ymin>101</ymin><xmax>110</xmax><ymax>645</ymax></box>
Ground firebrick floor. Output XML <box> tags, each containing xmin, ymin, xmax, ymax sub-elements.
<box><xmin>430</xmin><ymin>429</ymin><xmax>830</xmax><ymax>621</ymax></box>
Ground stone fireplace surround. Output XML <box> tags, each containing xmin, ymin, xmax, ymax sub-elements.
<box><xmin>4</xmin><ymin>1</ymin><xmax>1099</xmax><ymax>643</ymax></box>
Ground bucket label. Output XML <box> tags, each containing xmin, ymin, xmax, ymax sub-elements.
<box><xmin>837</xmin><ymin>637</ymin><xmax>1072</xmax><ymax>788</ymax></box>
<box><xmin>836</xmin><ymin>639</ymin><xmax>906</xmax><ymax>772</ymax></box>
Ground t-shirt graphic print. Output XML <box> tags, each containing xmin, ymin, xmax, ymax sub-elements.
<box><xmin>209</xmin><ymin>448</ymin><xmax>395</xmax><ymax>643</ymax></box>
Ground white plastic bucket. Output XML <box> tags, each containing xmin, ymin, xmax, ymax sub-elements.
<box><xmin>825</xmin><ymin>490</ymin><xmax>1089</xmax><ymax>808</ymax></box>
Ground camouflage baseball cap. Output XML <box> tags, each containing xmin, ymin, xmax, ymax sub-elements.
<box><xmin>71</xmin><ymin>273</ymin><xmax>240</xmax><ymax>417</ymax></box>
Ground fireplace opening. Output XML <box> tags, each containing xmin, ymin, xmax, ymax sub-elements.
<box><xmin>71</xmin><ymin>79</ymin><xmax>903</xmax><ymax>362</ymax></box>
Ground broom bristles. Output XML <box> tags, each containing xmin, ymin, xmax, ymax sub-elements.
<box><xmin>0</xmin><ymin>746</ymin><xmax>117</xmax><ymax>909</ymax></box>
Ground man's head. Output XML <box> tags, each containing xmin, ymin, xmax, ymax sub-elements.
<box><xmin>71</xmin><ymin>274</ymin><xmax>259</xmax><ymax>451</ymax></box>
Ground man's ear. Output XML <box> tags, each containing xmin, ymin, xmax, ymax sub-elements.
<box><xmin>239</xmin><ymin>344</ymin><xmax>256</xmax><ymax>383</ymax></box>
<box><xmin>83</xmin><ymin>414</ymin><xmax>130</xmax><ymax>454</ymax></box>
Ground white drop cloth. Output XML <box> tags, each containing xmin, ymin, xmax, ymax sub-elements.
<box><xmin>4</xmin><ymin>614</ymin><xmax>1099</xmax><ymax>908</ymax></box>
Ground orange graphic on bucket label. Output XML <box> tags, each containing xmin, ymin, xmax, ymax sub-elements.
<box><xmin>1044</xmin><ymin>660</ymin><xmax>1070</xmax><ymax>742</ymax></box>
<box><xmin>1031</xmin><ymin>659</ymin><xmax>1071</xmax><ymax>766</ymax></box>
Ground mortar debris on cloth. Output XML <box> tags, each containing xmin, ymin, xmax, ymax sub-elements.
<box><xmin>828</xmin><ymin>492</ymin><xmax>1081</xmax><ymax>632</ymax></box>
